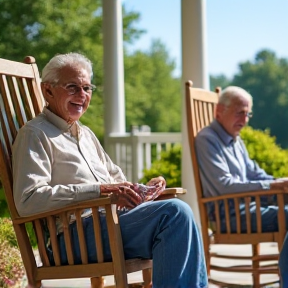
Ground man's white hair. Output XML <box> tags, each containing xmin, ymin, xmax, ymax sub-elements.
<box><xmin>219</xmin><ymin>86</ymin><xmax>253</xmax><ymax>108</ymax></box>
<box><xmin>41</xmin><ymin>52</ymin><xmax>93</xmax><ymax>85</ymax></box>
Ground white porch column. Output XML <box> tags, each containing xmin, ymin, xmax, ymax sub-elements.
<box><xmin>102</xmin><ymin>0</ymin><xmax>126</xmax><ymax>147</ymax></box>
<box><xmin>180</xmin><ymin>0</ymin><xmax>208</xmax><ymax>227</ymax></box>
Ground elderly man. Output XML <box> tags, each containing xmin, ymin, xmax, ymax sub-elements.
<box><xmin>195</xmin><ymin>86</ymin><xmax>288</xmax><ymax>232</ymax></box>
<box><xmin>12</xmin><ymin>52</ymin><xmax>208</xmax><ymax>288</ymax></box>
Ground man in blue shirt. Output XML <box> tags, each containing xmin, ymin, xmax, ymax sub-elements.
<box><xmin>195</xmin><ymin>86</ymin><xmax>288</xmax><ymax>233</ymax></box>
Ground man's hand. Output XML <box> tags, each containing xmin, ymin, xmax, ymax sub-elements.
<box><xmin>270</xmin><ymin>179</ymin><xmax>288</xmax><ymax>192</ymax></box>
<box><xmin>277</xmin><ymin>177</ymin><xmax>288</xmax><ymax>182</ymax></box>
<box><xmin>100</xmin><ymin>176</ymin><xmax>167</xmax><ymax>210</ymax></box>
<box><xmin>100</xmin><ymin>182</ymin><xmax>143</xmax><ymax>210</ymax></box>
<box><xmin>100</xmin><ymin>182</ymin><xmax>132</xmax><ymax>195</ymax></box>
<box><xmin>143</xmin><ymin>176</ymin><xmax>166</xmax><ymax>201</ymax></box>
<box><xmin>146</xmin><ymin>176</ymin><xmax>166</xmax><ymax>188</ymax></box>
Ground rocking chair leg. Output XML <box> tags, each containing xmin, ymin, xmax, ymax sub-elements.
<box><xmin>252</xmin><ymin>244</ymin><xmax>260</xmax><ymax>287</ymax></box>
<box><xmin>142</xmin><ymin>268</ymin><xmax>152</xmax><ymax>288</ymax></box>
<box><xmin>91</xmin><ymin>276</ymin><xmax>105</xmax><ymax>288</ymax></box>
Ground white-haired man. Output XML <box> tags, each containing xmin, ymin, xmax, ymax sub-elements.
<box><xmin>195</xmin><ymin>86</ymin><xmax>288</xmax><ymax>233</ymax></box>
<box><xmin>13</xmin><ymin>52</ymin><xmax>208</xmax><ymax>288</ymax></box>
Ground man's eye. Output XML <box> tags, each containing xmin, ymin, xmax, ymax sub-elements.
<box><xmin>83</xmin><ymin>86</ymin><xmax>91</xmax><ymax>92</ymax></box>
<box><xmin>66</xmin><ymin>84</ymin><xmax>77</xmax><ymax>90</ymax></box>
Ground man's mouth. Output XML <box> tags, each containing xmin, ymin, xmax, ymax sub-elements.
<box><xmin>70</xmin><ymin>101</ymin><xmax>84</xmax><ymax>107</ymax></box>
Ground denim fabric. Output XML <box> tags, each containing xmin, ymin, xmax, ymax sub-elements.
<box><xmin>220</xmin><ymin>202</ymin><xmax>288</xmax><ymax>233</ymax></box>
<box><xmin>279</xmin><ymin>232</ymin><xmax>288</xmax><ymax>288</ymax></box>
<box><xmin>58</xmin><ymin>212</ymin><xmax>112</xmax><ymax>264</ymax></box>
<box><xmin>57</xmin><ymin>199</ymin><xmax>208</xmax><ymax>288</ymax></box>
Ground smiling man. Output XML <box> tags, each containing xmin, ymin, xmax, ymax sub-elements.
<box><xmin>195</xmin><ymin>86</ymin><xmax>288</xmax><ymax>233</ymax></box>
<box><xmin>12</xmin><ymin>53</ymin><xmax>208</xmax><ymax>287</ymax></box>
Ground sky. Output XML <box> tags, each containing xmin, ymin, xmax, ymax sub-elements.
<box><xmin>122</xmin><ymin>0</ymin><xmax>288</xmax><ymax>78</ymax></box>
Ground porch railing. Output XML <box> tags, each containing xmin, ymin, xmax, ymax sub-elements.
<box><xmin>106</xmin><ymin>131</ymin><xmax>182</xmax><ymax>183</ymax></box>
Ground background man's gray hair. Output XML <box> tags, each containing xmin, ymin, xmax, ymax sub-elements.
<box><xmin>219</xmin><ymin>86</ymin><xmax>253</xmax><ymax>107</ymax></box>
<box><xmin>41</xmin><ymin>52</ymin><xmax>93</xmax><ymax>84</ymax></box>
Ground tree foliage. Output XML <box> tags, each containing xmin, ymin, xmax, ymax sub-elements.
<box><xmin>0</xmin><ymin>0</ymin><xmax>181</xmax><ymax>139</ymax></box>
<box><xmin>0</xmin><ymin>0</ymin><xmax>144</xmax><ymax>141</ymax></box>
<box><xmin>124</xmin><ymin>40</ymin><xmax>181</xmax><ymax>132</ymax></box>
<box><xmin>231</xmin><ymin>49</ymin><xmax>288</xmax><ymax>148</ymax></box>
<box><xmin>209</xmin><ymin>74</ymin><xmax>231</xmax><ymax>92</ymax></box>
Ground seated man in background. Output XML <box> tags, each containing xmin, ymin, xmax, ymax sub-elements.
<box><xmin>195</xmin><ymin>85</ymin><xmax>288</xmax><ymax>232</ymax></box>
<box><xmin>12</xmin><ymin>52</ymin><xmax>208</xmax><ymax>287</ymax></box>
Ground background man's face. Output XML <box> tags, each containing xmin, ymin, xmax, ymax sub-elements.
<box><xmin>217</xmin><ymin>96</ymin><xmax>251</xmax><ymax>138</ymax></box>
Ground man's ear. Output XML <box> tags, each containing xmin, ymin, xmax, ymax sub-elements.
<box><xmin>41</xmin><ymin>83</ymin><xmax>54</xmax><ymax>98</ymax></box>
<box><xmin>215</xmin><ymin>103</ymin><xmax>224</xmax><ymax>119</ymax></box>
<box><xmin>46</xmin><ymin>89</ymin><xmax>53</xmax><ymax>97</ymax></box>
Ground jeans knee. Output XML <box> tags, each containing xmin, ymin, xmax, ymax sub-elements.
<box><xmin>166</xmin><ymin>199</ymin><xmax>194</xmax><ymax>223</ymax></box>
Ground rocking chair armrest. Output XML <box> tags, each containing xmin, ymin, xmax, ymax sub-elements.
<box><xmin>162</xmin><ymin>187</ymin><xmax>187</xmax><ymax>195</ymax></box>
<box><xmin>156</xmin><ymin>187</ymin><xmax>187</xmax><ymax>200</ymax></box>
<box><xmin>14</xmin><ymin>188</ymin><xmax>188</xmax><ymax>223</ymax></box>
<box><xmin>13</xmin><ymin>196</ymin><xmax>114</xmax><ymax>224</ymax></box>
<box><xmin>200</xmin><ymin>188</ymin><xmax>285</xmax><ymax>204</ymax></box>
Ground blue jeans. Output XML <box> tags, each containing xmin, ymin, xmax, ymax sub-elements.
<box><xmin>221</xmin><ymin>202</ymin><xmax>288</xmax><ymax>233</ymax></box>
<box><xmin>58</xmin><ymin>199</ymin><xmax>208</xmax><ymax>288</ymax></box>
<box><xmin>279</xmin><ymin>232</ymin><xmax>288</xmax><ymax>288</ymax></box>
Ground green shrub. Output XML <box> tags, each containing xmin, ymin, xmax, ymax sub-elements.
<box><xmin>0</xmin><ymin>218</ymin><xmax>37</xmax><ymax>287</ymax></box>
<box><xmin>0</xmin><ymin>218</ymin><xmax>18</xmax><ymax>247</ymax></box>
<box><xmin>240</xmin><ymin>126</ymin><xmax>288</xmax><ymax>178</ymax></box>
<box><xmin>140</xmin><ymin>144</ymin><xmax>182</xmax><ymax>187</ymax></box>
<box><xmin>0</xmin><ymin>218</ymin><xmax>25</xmax><ymax>288</ymax></box>
<box><xmin>141</xmin><ymin>126</ymin><xmax>288</xmax><ymax>185</ymax></box>
<box><xmin>0</xmin><ymin>188</ymin><xmax>37</xmax><ymax>247</ymax></box>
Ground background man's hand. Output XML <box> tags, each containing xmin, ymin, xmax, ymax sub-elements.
<box><xmin>270</xmin><ymin>179</ymin><xmax>288</xmax><ymax>192</ymax></box>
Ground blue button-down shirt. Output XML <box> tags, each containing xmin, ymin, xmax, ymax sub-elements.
<box><xmin>195</xmin><ymin>120</ymin><xmax>274</xmax><ymax>198</ymax></box>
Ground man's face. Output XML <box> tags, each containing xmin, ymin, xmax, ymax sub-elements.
<box><xmin>216</xmin><ymin>96</ymin><xmax>252</xmax><ymax>138</ymax></box>
<box><xmin>43</xmin><ymin>65</ymin><xmax>93</xmax><ymax>123</ymax></box>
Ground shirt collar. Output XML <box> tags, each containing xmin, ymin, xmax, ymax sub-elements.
<box><xmin>210</xmin><ymin>119</ymin><xmax>235</xmax><ymax>145</ymax></box>
<box><xmin>42</xmin><ymin>107</ymin><xmax>78</xmax><ymax>132</ymax></box>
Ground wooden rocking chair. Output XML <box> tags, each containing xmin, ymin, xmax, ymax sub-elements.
<box><xmin>185</xmin><ymin>80</ymin><xmax>286</xmax><ymax>287</ymax></box>
<box><xmin>0</xmin><ymin>56</ymin><xmax>184</xmax><ymax>288</ymax></box>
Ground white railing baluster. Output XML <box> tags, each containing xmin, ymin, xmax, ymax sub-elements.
<box><xmin>106</xmin><ymin>132</ymin><xmax>182</xmax><ymax>182</ymax></box>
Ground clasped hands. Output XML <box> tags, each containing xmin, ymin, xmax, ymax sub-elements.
<box><xmin>100</xmin><ymin>176</ymin><xmax>166</xmax><ymax>210</ymax></box>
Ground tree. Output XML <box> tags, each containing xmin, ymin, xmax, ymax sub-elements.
<box><xmin>124</xmin><ymin>40</ymin><xmax>181</xmax><ymax>132</ymax></box>
<box><xmin>209</xmin><ymin>74</ymin><xmax>231</xmax><ymax>92</ymax></box>
<box><xmin>231</xmin><ymin>49</ymin><xmax>288</xmax><ymax>148</ymax></box>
